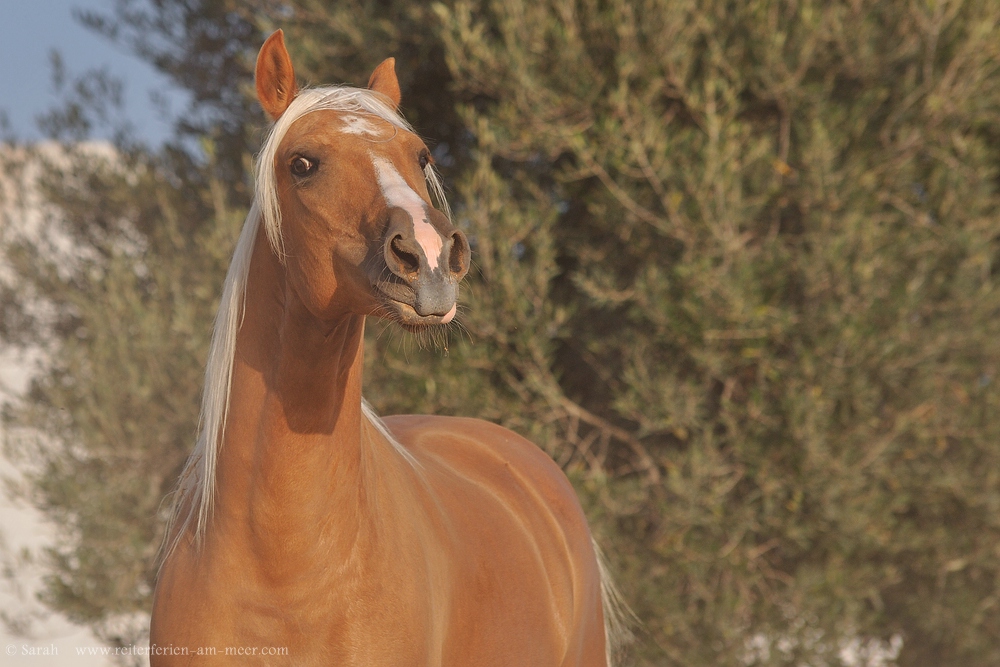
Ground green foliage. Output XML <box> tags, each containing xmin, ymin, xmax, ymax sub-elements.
<box><xmin>4</xmin><ymin>1</ymin><xmax>1000</xmax><ymax>665</ymax></box>
<box><xmin>1</xmin><ymin>142</ymin><xmax>243</xmax><ymax>645</ymax></box>
<box><xmin>434</xmin><ymin>1</ymin><xmax>1000</xmax><ymax>664</ymax></box>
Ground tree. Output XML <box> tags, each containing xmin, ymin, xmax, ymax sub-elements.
<box><xmin>434</xmin><ymin>0</ymin><xmax>1000</xmax><ymax>664</ymax></box>
<box><xmin>1</xmin><ymin>138</ymin><xmax>244</xmax><ymax>648</ymax></box>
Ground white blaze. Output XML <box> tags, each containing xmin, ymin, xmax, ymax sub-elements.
<box><xmin>371</xmin><ymin>154</ymin><xmax>444</xmax><ymax>271</ymax></box>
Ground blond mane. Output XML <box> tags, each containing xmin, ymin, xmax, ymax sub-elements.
<box><xmin>164</xmin><ymin>86</ymin><xmax>444</xmax><ymax>554</ymax></box>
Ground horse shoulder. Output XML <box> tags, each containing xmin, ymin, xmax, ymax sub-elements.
<box><xmin>383</xmin><ymin>414</ymin><xmax>585</xmax><ymax>527</ymax></box>
<box><xmin>382</xmin><ymin>414</ymin><xmax>604</xmax><ymax>664</ymax></box>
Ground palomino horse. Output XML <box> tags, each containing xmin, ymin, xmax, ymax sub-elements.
<box><xmin>151</xmin><ymin>30</ymin><xmax>626</xmax><ymax>666</ymax></box>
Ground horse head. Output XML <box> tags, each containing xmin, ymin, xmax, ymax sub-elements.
<box><xmin>254</xmin><ymin>30</ymin><xmax>470</xmax><ymax>329</ymax></box>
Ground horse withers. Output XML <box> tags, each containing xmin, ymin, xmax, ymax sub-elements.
<box><xmin>150</xmin><ymin>30</ymin><xmax>626</xmax><ymax>666</ymax></box>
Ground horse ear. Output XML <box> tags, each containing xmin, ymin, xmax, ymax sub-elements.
<box><xmin>367</xmin><ymin>58</ymin><xmax>401</xmax><ymax>109</ymax></box>
<box><xmin>256</xmin><ymin>30</ymin><xmax>299</xmax><ymax>120</ymax></box>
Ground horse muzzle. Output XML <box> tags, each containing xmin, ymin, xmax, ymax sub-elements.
<box><xmin>376</xmin><ymin>206</ymin><xmax>470</xmax><ymax>326</ymax></box>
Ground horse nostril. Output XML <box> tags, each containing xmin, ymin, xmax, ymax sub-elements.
<box><xmin>449</xmin><ymin>231</ymin><xmax>469</xmax><ymax>277</ymax></box>
<box><xmin>390</xmin><ymin>236</ymin><xmax>421</xmax><ymax>275</ymax></box>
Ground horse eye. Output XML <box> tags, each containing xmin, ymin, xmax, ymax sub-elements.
<box><xmin>291</xmin><ymin>156</ymin><xmax>317</xmax><ymax>177</ymax></box>
<box><xmin>419</xmin><ymin>150</ymin><xmax>431</xmax><ymax>170</ymax></box>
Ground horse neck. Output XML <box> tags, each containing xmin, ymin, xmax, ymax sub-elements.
<box><xmin>211</xmin><ymin>224</ymin><xmax>369</xmax><ymax>573</ymax></box>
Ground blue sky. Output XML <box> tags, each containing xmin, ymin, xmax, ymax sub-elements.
<box><xmin>0</xmin><ymin>0</ymin><xmax>188</xmax><ymax>145</ymax></box>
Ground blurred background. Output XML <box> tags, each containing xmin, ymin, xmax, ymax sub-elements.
<box><xmin>2</xmin><ymin>1</ymin><xmax>1000</xmax><ymax>666</ymax></box>
<box><xmin>1</xmin><ymin>2</ymin><xmax>180</xmax><ymax>664</ymax></box>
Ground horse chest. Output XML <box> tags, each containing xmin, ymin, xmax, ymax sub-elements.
<box><xmin>153</xmin><ymin>546</ymin><xmax>437</xmax><ymax>665</ymax></box>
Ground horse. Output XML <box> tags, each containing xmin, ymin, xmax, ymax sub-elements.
<box><xmin>150</xmin><ymin>30</ymin><xmax>627</xmax><ymax>666</ymax></box>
